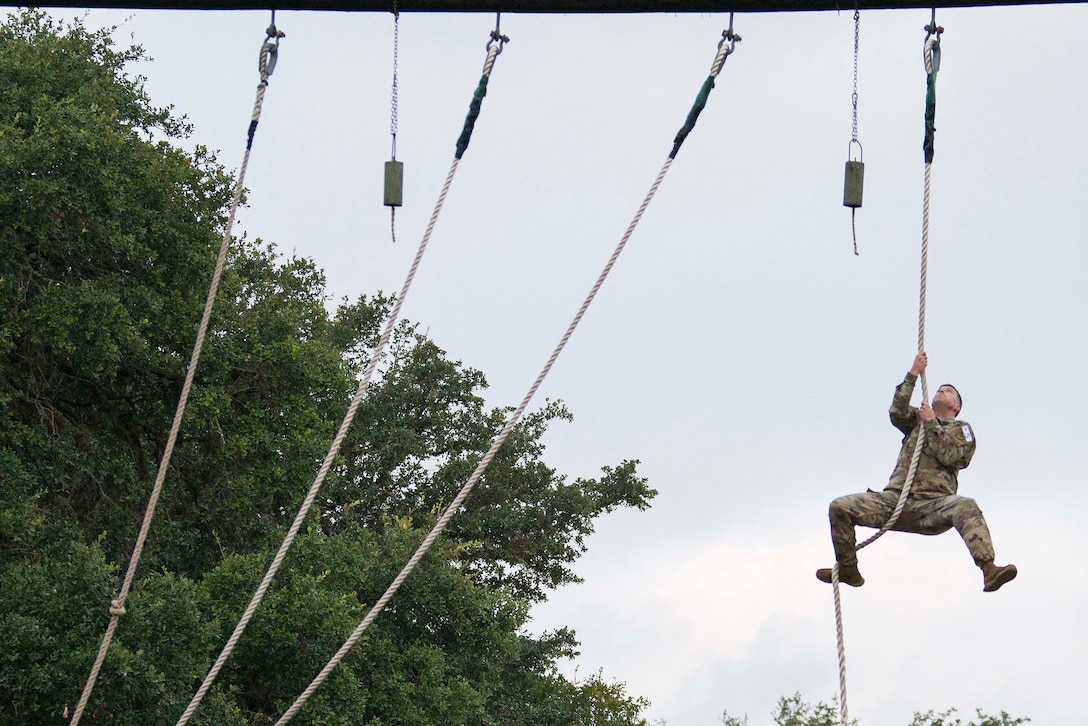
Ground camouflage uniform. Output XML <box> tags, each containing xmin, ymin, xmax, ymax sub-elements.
<box><xmin>829</xmin><ymin>372</ymin><xmax>995</xmax><ymax>568</ymax></box>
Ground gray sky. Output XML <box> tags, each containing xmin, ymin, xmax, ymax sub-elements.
<box><xmin>25</xmin><ymin>4</ymin><xmax>1088</xmax><ymax>723</ymax></box>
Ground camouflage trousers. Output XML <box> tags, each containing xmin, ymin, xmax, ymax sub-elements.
<box><xmin>829</xmin><ymin>489</ymin><xmax>995</xmax><ymax>568</ymax></box>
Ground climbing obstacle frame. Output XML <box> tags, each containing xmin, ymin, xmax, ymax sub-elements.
<box><xmin>8</xmin><ymin>0</ymin><xmax>1070</xmax><ymax>724</ymax></box>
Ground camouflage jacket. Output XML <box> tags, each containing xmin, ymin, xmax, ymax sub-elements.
<box><xmin>885</xmin><ymin>372</ymin><xmax>976</xmax><ymax>498</ymax></box>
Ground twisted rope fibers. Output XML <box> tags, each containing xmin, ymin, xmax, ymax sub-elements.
<box><xmin>176</xmin><ymin>39</ymin><xmax>502</xmax><ymax>726</ymax></box>
<box><xmin>832</xmin><ymin>29</ymin><xmax>939</xmax><ymax>726</ymax></box>
<box><xmin>272</xmin><ymin>28</ymin><xmax>739</xmax><ymax>724</ymax></box>
<box><xmin>68</xmin><ymin>35</ymin><xmax>279</xmax><ymax>726</ymax></box>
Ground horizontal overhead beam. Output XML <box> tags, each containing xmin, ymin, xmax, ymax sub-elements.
<box><xmin>17</xmin><ymin>0</ymin><xmax>1088</xmax><ymax>12</ymax></box>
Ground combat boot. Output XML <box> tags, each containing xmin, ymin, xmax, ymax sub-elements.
<box><xmin>981</xmin><ymin>561</ymin><xmax>1017</xmax><ymax>592</ymax></box>
<box><xmin>816</xmin><ymin>564</ymin><xmax>864</xmax><ymax>587</ymax></box>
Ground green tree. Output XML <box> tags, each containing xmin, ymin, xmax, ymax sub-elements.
<box><xmin>908</xmin><ymin>708</ymin><xmax>1030</xmax><ymax>726</ymax></box>
<box><xmin>721</xmin><ymin>693</ymin><xmax>849</xmax><ymax>726</ymax></box>
<box><xmin>0</xmin><ymin>10</ymin><xmax>655</xmax><ymax>725</ymax></box>
<box><xmin>721</xmin><ymin>694</ymin><xmax>1028</xmax><ymax>726</ymax></box>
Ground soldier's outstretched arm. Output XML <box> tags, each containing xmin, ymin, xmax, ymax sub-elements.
<box><xmin>890</xmin><ymin>377</ymin><xmax>919</xmax><ymax>434</ymax></box>
<box><xmin>890</xmin><ymin>352</ymin><xmax>928</xmax><ymax>433</ymax></box>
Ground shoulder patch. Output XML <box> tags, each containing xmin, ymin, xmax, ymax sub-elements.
<box><xmin>961</xmin><ymin>423</ymin><xmax>974</xmax><ymax>443</ymax></box>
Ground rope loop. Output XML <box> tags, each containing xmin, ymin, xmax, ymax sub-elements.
<box><xmin>711</xmin><ymin>29</ymin><xmax>740</xmax><ymax>78</ymax></box>
<box><xmin>261</xmin><ymin>16</ymin><xmax>286</xmax><ymax>79</ymax></box>
<box><xmin>108</xmin><ymin>599</ymin><xmax>126</xmax><ymax>617</ymax></box>
<box><xmin>924</xmin><ymin>36</ymin><xmax>941</xmax><ymax>75</ymax></box>
<box><xmin>259</xmin><ymin>43</ymin><xmax>276</xmax><ymax>81</ymax></box>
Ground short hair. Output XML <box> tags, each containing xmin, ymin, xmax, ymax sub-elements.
<box><xmin>940</xmin><ymin>383</ymin><xmax>962</xmax><ymax>412</ymax></box>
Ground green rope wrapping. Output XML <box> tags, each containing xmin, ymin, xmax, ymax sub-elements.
<box><xmin>923</xmin><ymin>73</ymin><xmax>936</xmax><ymax>163</ymax></box>
<box><xmin>668</xmin><ymin>30</ymin><xmax>736</xmax><ymax>160</ymax></box>
<box><xmin>670</xmin><ymin>75</ymin><xmax>715</xmax><ymax>159</ymax></box>
<box><xmin>923</xmin><ymin>39</ymin><xmax>939</xmax><ymax>164</ymax></box>
<box><xmin>455</xmin><ymin>74</ymin><xmax>489</xmax><ymax>159</ymax></box>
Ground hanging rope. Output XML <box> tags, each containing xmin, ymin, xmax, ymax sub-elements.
<box><xmin>389</xmin><ymin>0</ymin><xmax>400</xmax><ymax>243</ymax></box>
<box><xmin>174</xmin><ymin>26</ymin><xmax>508</xmax><ymax>726</ymax></box>
<box><xmin>455</xmin><ymin>16</ymin><xmax>507</xmax><ymax>160</ymax></box>
<box><xmin>68</xmin><ymin>22</ymin><xmax>284</xmax><ymax>726</ymax></box>
<box><xmin>831</xmin><ymin>16</ymin><xmax>941</xmax><ymax>726</ymax></box>
<box><xmin>269</xmin><ymin>23</ymin><xmax>740</xmax><ymax>724</ymax></box>
<box><xmin>849</xmin><ymin>1</ymin><xmax>861</xmax><ymax>255</ymax></box>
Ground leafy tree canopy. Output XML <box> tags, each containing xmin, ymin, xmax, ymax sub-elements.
<box><xmin>0</xmin><ymin>10</ymin><xmax>656</xmax><ymax>724</ymax></box>
<box><xmin>719</xmin><ymin>693</ymin><xmax>1029</xmax><ymax>726</ymax></box>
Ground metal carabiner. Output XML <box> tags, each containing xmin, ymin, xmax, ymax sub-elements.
<box><xmin>923</xmin><ymin>6</ymin><xmax>944</xmax><ymax>42</ymax></box>
<box><xmin>720</xmin><ymin>13</ymin><xmax>741</xmax><ymax>55</ymax></box>
<box><xmin>487</xmin><ymin>32</ymin><xmax>509</xmax><ymax>56</ymax></box>
<box><xmin>486</xmin><ymin>12</ymin><xmax>509</xmax><ymax>55</ymax></box>
<box><xmin>261</xmin><ymin>12</ymin><xmax>286</xmax><ymax>79</ymax></box>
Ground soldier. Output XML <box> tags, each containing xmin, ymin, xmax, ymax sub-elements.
<box><xmin>816</xmin><ymin>351</ymin><xmax>1018</xmax><ymax>592</ymax></box>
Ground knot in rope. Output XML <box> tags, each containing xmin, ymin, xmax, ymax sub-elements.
<box><xmin>73</xmin><ymin>22</ymin><xmax>283</xmax><ymax>726</ymax></box>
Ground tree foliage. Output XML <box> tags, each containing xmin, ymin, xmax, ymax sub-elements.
<box><xmin>0</xmin><ymin>11</ymin><xmax>656</xmax><ymax>724</ymax></box>
<box><xmin>908</xmin><ymin>708</ymin><xmax>1030</xmax><ymax>726</ymax></box>
<box><xmin>720</xmin><ymin>694</ymin><xmax>1029</xmax><ymax>726</ymax></box>
<box><xmin>720</xmin><ymin>693</ymin><xmax>851</xmax><ymax>726</ymax></box>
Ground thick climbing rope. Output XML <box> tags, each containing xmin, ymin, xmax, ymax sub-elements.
<box><xmin>831</xmin><ymin>18</ymin><xmax>941</xmax><ymax>726</ymax></box>
<box><xmin>269</xmin><ymin>23</ymin><xmax>740</xmax><ymax>724</ymax></box>
<box><xmin>174</xmin><ymin>26</ymin><xmax>508</xmax><ymax>726</ymax></box>
<box><xmin>67</xmin><ymin>24</ymin><xmax>284</xmax><ymax>726</ymax></box>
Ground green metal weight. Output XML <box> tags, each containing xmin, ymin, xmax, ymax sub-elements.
<box><xmin>843</xmin><ymin>159</ymin><xmax>864</xmax><ymax>209</ymax></box>
<box><xmin>384</xmin><ymin>160</ymin><xmax>403</xmax><ymax>208</ymax></box>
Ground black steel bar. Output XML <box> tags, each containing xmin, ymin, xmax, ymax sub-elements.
<box><xmin>10</xmin><ymin>0</ymin><xmax>1084</xmax><ymax>13</ymax></box>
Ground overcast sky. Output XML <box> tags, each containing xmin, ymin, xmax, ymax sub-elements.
<box><xmin>22</xmin><ymin>3</ymin><xmax>1088</xmax><ymax>724</ymax></box>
